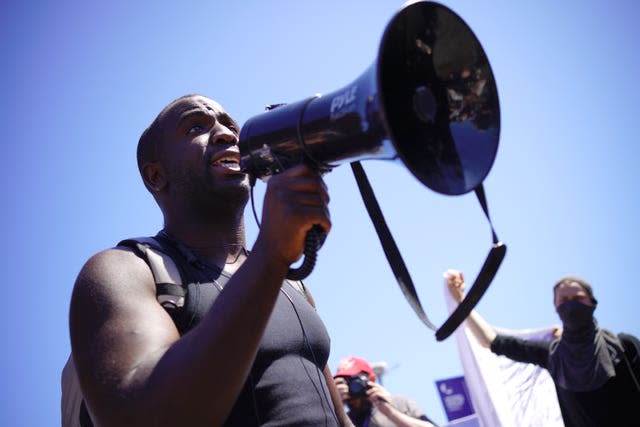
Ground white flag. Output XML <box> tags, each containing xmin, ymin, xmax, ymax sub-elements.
<box><xmin>444</xmin><ymin>283</ymin><xmax>564</xmax><ymax>427</ymax></box>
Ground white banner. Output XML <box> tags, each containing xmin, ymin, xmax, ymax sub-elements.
<box><xmin>444</xmin><ymin>285</ymin><xmax>564</xmax><ymax>427</ymax></box>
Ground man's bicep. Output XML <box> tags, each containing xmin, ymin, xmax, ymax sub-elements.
<box><xmin>69</xmin><ymin>248</ymin><xmax>180</xmax><ymax>412</ymax></box>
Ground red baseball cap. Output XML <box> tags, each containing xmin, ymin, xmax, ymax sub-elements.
<box><xmin>335</xmin><ymin>356</ymin><xmax>376</xmax><ymax>381</ymax></box>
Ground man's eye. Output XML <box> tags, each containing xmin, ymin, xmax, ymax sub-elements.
<box><xmin>187</xmin><ymin>124</ymin><xmax>205</xmax><ymax>134</ymax></box>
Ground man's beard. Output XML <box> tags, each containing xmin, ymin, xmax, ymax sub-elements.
<box><xmin>169</xmin><ymin>166</ymin><xmax>251</xmax><ymax>216</ymax></box>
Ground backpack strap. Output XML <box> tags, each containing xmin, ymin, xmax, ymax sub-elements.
<box><xmin>287</xmin><ymin>279</ymin><xmax>316</xmax><ymax>308</ymax></box>
<box><xmin>120</xmin><ymin>237</ymin><xmax>311</xmax><ymax>311</ymax></box>
<box><xmin>118</xmin><ymin>237</ymin><xmax>187</xmax><ymax>310</ymax></box>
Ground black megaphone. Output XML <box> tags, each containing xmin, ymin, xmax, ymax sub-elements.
<box><xmin>239</xmin><ymin>0</ymin><xmax>504</xmax><ymax>340</ymax></box>
<box><xmin>239</xmin><ymin>0</ymin><xmax>500</xmax><ymax>195</ymax></box>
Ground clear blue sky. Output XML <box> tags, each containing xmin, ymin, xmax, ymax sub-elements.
<box><xmin>2</xmin><ymin>1</ymin><xmax>639</xmax><ymax>425</ymax></box>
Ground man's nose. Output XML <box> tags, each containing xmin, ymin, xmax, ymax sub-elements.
<box><xmin>210</xmin><ymin>123</ymin><xmax>238</xmax><ymax>145</ymax></box>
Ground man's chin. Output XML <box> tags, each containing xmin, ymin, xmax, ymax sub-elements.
<box><xmin>210</xmin><ymin>164</ymin><xmax>246</xmax><ymax>177</ymax></box>
<box><xmin>211</xmin><ymin>172</ymin><xmax>251</xmax><ymax>191</ymax></box>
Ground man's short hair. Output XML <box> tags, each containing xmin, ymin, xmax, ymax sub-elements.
<box><xmin>136</xmin><ymin>94</ymin><xmax>201</xmax><ymax>188</ymax></box>
<box><xmin>137</xmin><ymin>119</ymin><xmax>162</xmax><ymax>177</ymax></box>
<box><xmin>553</xmin><ymin>276</ymin><xmax>598</xmax><ymax>306</ymax></box>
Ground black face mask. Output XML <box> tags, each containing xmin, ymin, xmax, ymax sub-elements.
<box><xmin>557</xmin><ymin>300</ymin><xmax>595</xmax><ymax>331</ymax></box>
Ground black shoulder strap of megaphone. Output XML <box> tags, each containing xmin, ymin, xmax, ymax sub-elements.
<box><xmin>350</xmin><ymin>161</ymin><xmax>506</xmax><ymax>341</ymax></box>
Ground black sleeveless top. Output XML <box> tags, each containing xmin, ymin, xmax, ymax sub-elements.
<box><xmin>121</xmin><ymin>233</ymin><xmax>338</xmax><ymax>426</ymax></box>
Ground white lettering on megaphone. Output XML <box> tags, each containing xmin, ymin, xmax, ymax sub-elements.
<box><xmin>330</xmin><ymin>85</ymin><xmax>358</xmax><ymax>121</ymax></box>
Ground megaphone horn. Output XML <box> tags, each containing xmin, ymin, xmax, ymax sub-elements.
<box><xmin>239</xmin><ymin>0</ymin><xmax>504</xmax><ymax>311</ymax></box>
<box><xmin>239</xmin><ymin>0</ymin><xmax>500</xmax><ymax>197</ymax></box>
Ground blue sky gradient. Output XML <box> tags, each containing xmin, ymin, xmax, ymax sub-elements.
<box><xmin>2</xmin><ymin>1</ymin><xmax>639</xmax><ymax>425</ymax></box>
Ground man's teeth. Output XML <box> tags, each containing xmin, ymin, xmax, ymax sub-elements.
<box><xmin>213</xmin><ymin>158</ymin><xmax>240</xmax><ymax>169</ymax></box>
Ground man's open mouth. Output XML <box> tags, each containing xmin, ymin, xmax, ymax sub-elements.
<box><xmin>210</xmin><ymin>150</ymin><xmax>243</xmax><ymax>173</ymax></box>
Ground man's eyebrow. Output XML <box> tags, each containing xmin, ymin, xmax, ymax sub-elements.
<box><xmin>218</xmin><ymin>112</ymin><xmax>239</xmax><ymax>128</ymax></box>
<box><xmin>176</xmin><ymin>108</ymin><xmax>212</xmax><ymax>127</ymax></box>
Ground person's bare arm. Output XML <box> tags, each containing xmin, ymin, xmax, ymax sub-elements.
<box><xmin>70</xmin><ymin>248</ymin><xmax>182</xmax><ymax>425</ymax></box>
<box><xmin>367</xmin><ymin>383</ymin><xmax>435</xmax><ymax>427</ymax></box>
<box><xmin>375</xmin><ymin>405</ymin><xmax>436</xmax><ymax>427</ymax></box>
<box><xmin>445</xmin><ymin>269</ymin><xmax>496</xmax><ymax>348</ymax></box>
<box><xmin>71</xmin><ymin>246</ymin><xmax>294</xmax><ymax>426</ymax></box>
<box><xmin>323</xmin><ymin>366</ymin><xmax>354</xmax><ymax>427</ymax></box>
<box><xmin>70</xmin><ymin>165</ymin><xmax>331</xmax><ymax>427</ymax></box>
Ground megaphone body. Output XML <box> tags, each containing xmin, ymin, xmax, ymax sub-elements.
<box><xmin>239</xmin><ymin>0</ymin><xmax>500</xmax><ymax>196</ymax></box>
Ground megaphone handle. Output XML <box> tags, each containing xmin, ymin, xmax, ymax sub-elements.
<box><xmin>286</xmin><ymin>224</ymin><xmax>326</xmax><ymax>281</ymax></box>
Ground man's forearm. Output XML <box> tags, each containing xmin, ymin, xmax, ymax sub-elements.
<box><xmin>377</xmin><ymin>403</ymin><xmax>435</xmax><ymax>427</ymax></box>
<box><xmin>465</xmin><ymin>310</ymin><xmax>497</xmax><ymax>348</ymax></box>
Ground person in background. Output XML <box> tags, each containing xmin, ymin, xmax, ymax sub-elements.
<box><xmin>334</xmin><ymin>356</ymin><xmax>437</xmax><ymax>427</ymax></box>
<box><xmin>446</xmin><ymin>269</ymin><xmax>640</xmax><ymax>427</ymax></box>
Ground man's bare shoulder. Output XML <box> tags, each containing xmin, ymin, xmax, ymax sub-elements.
<box><xmin>69</xmin><ymin>245</ymin><xmax>175</xmax><ymax>366</ymax></box>
<box><xmin>72</xmin><ymin>245</ymin><xmax>155</xmax><ymax>305</ymax></box>
<box><xmin>69</xmin><ymin>245</ymin><xmax>180</xmax><ymax>424</ymax></box>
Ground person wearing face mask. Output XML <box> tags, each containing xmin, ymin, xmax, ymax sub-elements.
<box><xmin>446</xmin><ymin>270</ymin><xmax>640</xmax><ymax>427</ymax></box>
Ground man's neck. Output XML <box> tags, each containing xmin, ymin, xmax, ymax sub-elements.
<box><xmin>162</xmin><ymin>215</ymin><xmax>247</xmax><ymax>267</ymax></box>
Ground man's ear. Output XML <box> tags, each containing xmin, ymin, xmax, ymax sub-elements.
<box><xmin>142</xmin><ymin>161</ymin><xmax>168</xmax><ymax>192</ymax></box>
